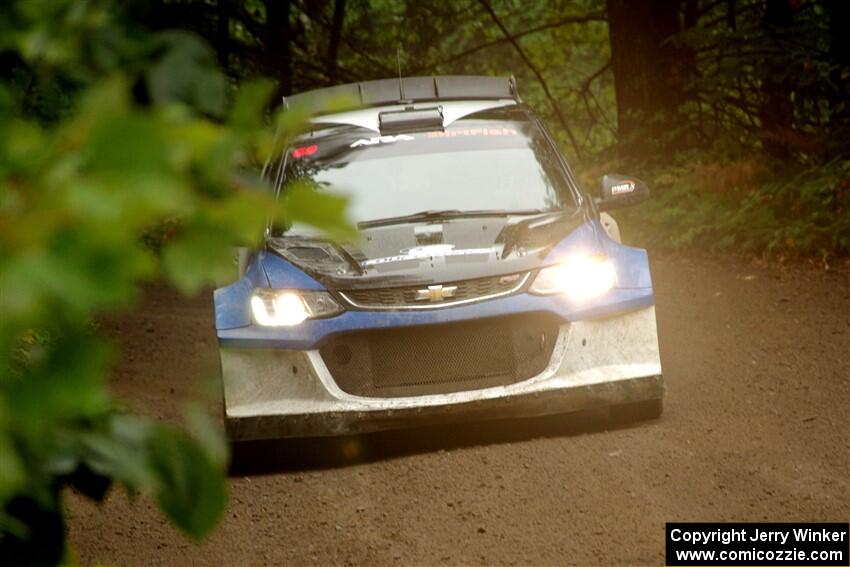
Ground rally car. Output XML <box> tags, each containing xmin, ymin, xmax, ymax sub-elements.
<box><xmin>214</xmin><ymin>75</ymin><xmax>664</xmax><ymax>440</ymax></box>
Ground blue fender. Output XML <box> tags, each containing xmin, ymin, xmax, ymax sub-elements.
<box><xmin>214</xmin><ymin>220</ymin><xmax>655</xmax><ymax>342</ymax></box>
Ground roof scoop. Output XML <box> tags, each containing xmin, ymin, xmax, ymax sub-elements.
<box><xmin>378</xmin><ymin>107</ymin><xmax>443</xmax><ymax>134</ymax></box>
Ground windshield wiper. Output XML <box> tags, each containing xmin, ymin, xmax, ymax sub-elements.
<box><xmin>358</xmin><ymin>209</ymin><xmax>555</xmax><ymax>229</ymax></box>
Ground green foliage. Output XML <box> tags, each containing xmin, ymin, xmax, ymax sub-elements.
<box><xmin>146</xmin><ymin>423</ymin><xmax>228</xmax><ymax>539</ymax></box>
<box><xmin>205</xmin><ymin>0</ymin><xmax>848</xmax><ymax>258</ymax></box>
<box><xmin>148</xmin><ymin>32</ymin><xmax>228</xmax><ymax>116</ymax></box>
<box><xmin>608</xmin><ymin>158</ymin><xmax>850</xmax><ymax>257</ymax></box>
<box><xmin>0</xmin><ymin>0</ymin><xmax>349</xmax><ymax>562</ymax></box>
<box><xmin>669</xmin><ymin>0</ymin><xmax>845</xmax><ymax>162</ymax></box>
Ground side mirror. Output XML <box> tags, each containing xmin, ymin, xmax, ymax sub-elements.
<box><xmin>596</xmin><ymin>174</ymin><xmax>650</xmax><ymax>211</ymax></box>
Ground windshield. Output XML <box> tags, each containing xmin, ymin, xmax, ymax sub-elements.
<box><xmin>280</xmin><ymin>112</ymin><xmax>576</xmax><ymax>229</ymax></box>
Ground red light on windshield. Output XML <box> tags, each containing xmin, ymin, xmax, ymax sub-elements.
<box><xmin>292</xmin><ymin>144</ymin><xmax>318</xmax><ymax>159</ymax></box>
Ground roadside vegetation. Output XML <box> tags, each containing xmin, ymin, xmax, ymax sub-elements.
<box><xmin>1</xmin><ymin>0</ymin><xmax>847</xmax><ymax>565</ymax></box>
<box><xmin>158</xmin><ymin>0</ymin><xmax>847</xmax><ymax>258</ymax></box>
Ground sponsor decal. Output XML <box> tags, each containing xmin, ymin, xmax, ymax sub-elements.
<box><xmin>349</xmin><ymin>134</ymin><xmax>415</xmax><ymax>148</ymax></box>
<box><xmin>348</xmin><ymin>129</ymin><xmax>517</xmax><ymax>148</ymax></box>
<box><xmin>425</xmin><ymin>128</ymin><xmax>518</xmax><ymax>138</ymax></box>
<box><xmin>362</xmin><ymin>244</ymin><xmax>496</xmax><ymax>267</ymax></box>
<box><xmin>611</xmin><ymin>180</ymin><xmax>636</xmax><ymax>195</ymax></box>
<box><xmin>401</xmin><ymin>244</ymin><xmax>456</xmax><ymax>257</ymax></box>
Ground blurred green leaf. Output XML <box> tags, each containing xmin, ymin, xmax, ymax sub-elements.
<box><xmin>7</xmin><ymin>335</ymin><xmax>113</xmax><ymax>433</ymax></box>
<box><xmin>0</xmin><ymin>0</ymin><xmax>344</xmax><ymax>558</ymax></box>
<box><xmin>284</xmin><ymin>181</ymin><xmax>354</xmax><ymax>240</ymax></box>
<box><xmin>162</xmin><ymin>223</ymin><xmax>241</xmax><ymax>295</ymax></box>
<box><xmin>148</xmin><ymin>32</ymin><xmax>226</xmax><ymax>117</ymax></box>
<box><xmin>77</xmin><ymin>415</ymin><xmax>156</xmax><ymax>492</ymax></box>
<box><xmin>230</xmin><ymin>80</ymin><xmax>274</xmax><ymax>132</ymax></box>
<box><xmin>147</xmin><ymin>427</ymin><xmax>227</xmax><ymax>540</ymax></box>
<box><xmin>85</xmin><ymin>114</ymin><xmax>170</xmax><ymax>175</ymax></box>
<box><xmin>0</xmin><ymin>403</ymin><xmax>25</xmax><ymax>508</ymax></box>
<box><xmin>185</xmin><ymin>404</ymin><xmax>229</xmax><ymax>468</ymax></box>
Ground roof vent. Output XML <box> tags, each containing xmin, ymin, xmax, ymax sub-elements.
<box><xmin>378</xmin><ymin>107</ymin><xmax>444</xmax><ymax>134</ymax></box>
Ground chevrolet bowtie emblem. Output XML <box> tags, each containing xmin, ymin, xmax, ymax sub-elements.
<box><xmin>415</xmin><ymin>284</ymin><xmax>458</xmax><ymax>302</ymax></box>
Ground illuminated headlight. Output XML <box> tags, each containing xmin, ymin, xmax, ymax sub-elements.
<box><xmin>250</xmin><ymin>289</ymin><xmax>342</xmax><ymax>326</ymax></box>
<box><xmin>529</xmin><ymin>255</ymin><xmax>617</xmax><ymax>301</ymax></box>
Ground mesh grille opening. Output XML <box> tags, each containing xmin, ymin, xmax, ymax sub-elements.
<box><xmin>319</xmin><ymin>313</ymin><xmax>560</xmax><ymax>398</ymax></box>
<box><xmin>340</xmin><ymin>272</ymin><xmax>528</xmax><ymax>309</ymax></box>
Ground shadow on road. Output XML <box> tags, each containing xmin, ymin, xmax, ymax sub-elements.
<box><xmin>229</xmin><ymin>401</ymin><xmax>661</xmax><ymax>476</ymax></box>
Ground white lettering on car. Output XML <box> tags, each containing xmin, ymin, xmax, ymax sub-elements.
<box><xmin>362</xmin><ymin>245</ymin><xmax>496</xmax><ymax>266</ymax></box>
<box><xmin>349</xmin><ymin>134</ymin><xmax>415</xmax><ymax>148</ymax></box>
<box><xmin>611</xmin><ymin>181</ymin><xmax>636</xmax><ymax>195</ymax></box>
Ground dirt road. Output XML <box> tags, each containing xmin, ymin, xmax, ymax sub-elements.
<box><xmin>67</xmin><ymin>256</ymin><xmax>850</xmax><ymax>566</ymax></box>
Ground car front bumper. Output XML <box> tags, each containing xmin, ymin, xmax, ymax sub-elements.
<box><xmin>220</xmin><ymin>306</ymin><xmax>664</xmax><ymax>440</ymax></box>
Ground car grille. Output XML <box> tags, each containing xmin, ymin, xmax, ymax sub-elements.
<box><xmin>338</xmin><ymin>272</ymin><xmax>530</xmax><ymax>309</ymax></box>
<box><xmin>319</xmin><ymin>313</ymin><xmax>560</xmax><ymax>398</ymax></box>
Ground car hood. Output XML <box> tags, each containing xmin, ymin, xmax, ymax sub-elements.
<box><xmin>266</xmin><ymin>207</ymin><xmax>594</xmax><ymax>290</ymax></box>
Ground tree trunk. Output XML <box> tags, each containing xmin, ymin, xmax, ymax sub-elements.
<box><xmin>827</xmin><ymin>0</ymin><xmax>850</xmax><ymax>142</ymax></box>
<box><xmin>266</xmin><ymin>0</ymin><xmax>292</xmax><ymax>100</ymax></box>
<box><xmin>828</xmin><ymin>0</ymin><xmax>850</xmax><ymax>76</ymax></box>
<box><xmin>606</xmin><ymin>0</ymin><xmax>693</xmax><ymax>158</ymax></box>
<box><xmin>758</xmin><ymin>0</ymin><xmax>795</xmax><ymax>161</ymax></box>
<box><xmin>326</xmin><ymin>0</ymin><xmax>347</xmax><ymax>82</ymax></box>
<box><xmin>217</xmin><ymin>0</ymin><xmax>230</xmax><ymax>69</ymax></box>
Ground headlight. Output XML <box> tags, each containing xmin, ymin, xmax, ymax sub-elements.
<box><xmin>529</xmin><ymin>255</ymin><xmax>617</xmax><ymax>301</ymax></box>
<box><xmin>250</xmin><ymin>289</ymin><xmax>342</xmax><ymax>326</ymax></box>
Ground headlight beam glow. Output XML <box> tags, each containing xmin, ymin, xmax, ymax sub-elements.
<box><xmin>529</xmin><ymin>255</ymin><xmax>617</xmax><ymax>301</ymax></box>
<box><xmin>251</xmin><ymin>292</ymin><xmax>310</xmax><ymax>326</ymax></box>
<box><xmin>250</xmin><ymin>289</ymin><xmax>342</xmax><ymax>326</ymax></box>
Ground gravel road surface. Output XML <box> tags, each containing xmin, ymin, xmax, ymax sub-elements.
<box><xmin>67</xmin><ymin>256</ymin><xmax>850</xmax><ymax>566</ymax></box>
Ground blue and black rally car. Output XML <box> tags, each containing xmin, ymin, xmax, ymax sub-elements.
<box><xmin>214</xmin><ymin>76</ymin><xmax>664</xmax><ymax>440</ymax></box>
